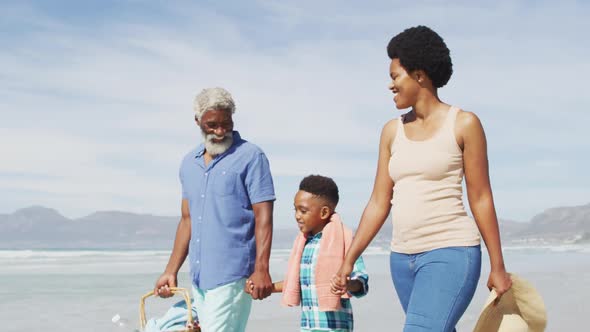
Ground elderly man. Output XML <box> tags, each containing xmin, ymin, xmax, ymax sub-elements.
<box><xmin>154</xmin><ymin>87</ymin><xmax>275</xmax><ymax>332</ymax></box>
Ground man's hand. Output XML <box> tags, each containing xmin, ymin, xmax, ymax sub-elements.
<box><xmin>331</xmin><ymin>262</ymin><xmax>354</xmax><ymax>296</ymax></box>
<box><xmin>246</xmin><ymin>270</ymin><xmax>273</xmax><ymax>300</ymax></box>
<box><xmin>154</xmin><ymin>272</ymin><xmax>177</xmax><ymax>298</ymax></box>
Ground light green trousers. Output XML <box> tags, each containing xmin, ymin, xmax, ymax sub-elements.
<box><xmin>192</xmin><ymin>278</ymin><xmax>252</xmax><ymax>332</ymax></box>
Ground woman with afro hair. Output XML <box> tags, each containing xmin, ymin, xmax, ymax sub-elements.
<box><xmin>331</xmin><ymin>26</ymin><xmax>512</xmax><ymax>331</ymax></box>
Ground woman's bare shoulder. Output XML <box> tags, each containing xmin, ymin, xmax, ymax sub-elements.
<box><xmin>456</xmin><ymin>109</ymin><xmax>484</xmax><ymax>133</ymax></box>
<box><xmin>381</xmin><ymin>117</ymin><xmax>399</xmax><ymax>146</ymax></box>
<box><xmin>454</xmin><ymin>109</ymin><xmax>486</xmax><ymax>150</ymax></box>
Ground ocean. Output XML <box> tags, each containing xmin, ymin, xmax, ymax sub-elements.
<box><xmin>1</xmin><ymin>246</ymin><xmax>588</xmax><ymax>331</ymax></box>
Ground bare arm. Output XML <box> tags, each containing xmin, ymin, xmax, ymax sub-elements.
<box><xmin>332</xmin><ymin>120</ymin><xmax>396</xmax><ymax>294</ymax></box>
<box><xmin>459</xmin><ymin>111</ymin><xmax>512</xmax><ymax>296</ymax></box>
<box><xmin>247</xmin><ymin>200</ymin><xmax>274</xmax><ymax>300</ymax></box>
<box><xmin>154</xmin><ymin>199</ymin><xmax>191</xmax><ymax>297</ymax></box>
<box><xmin>164</xmin><ymin>199</ymin><xmax>192</xmax><ymax>274</ymax></box>
<box><xmin>344</xmin><ymin>120</ymin><xmax>396</xmax><ymax>266</ymax></box>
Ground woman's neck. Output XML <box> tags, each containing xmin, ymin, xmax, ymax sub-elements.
<box><xmin>411</xmin><ymin>90</ymin><xmax>446</xmax><ymax>120</ymax></box>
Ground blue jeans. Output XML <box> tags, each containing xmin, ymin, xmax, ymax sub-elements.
<box><xmin>389</xmin><ymin>246</ymin><xmax>481</xmax><ymax>332</ymax></box>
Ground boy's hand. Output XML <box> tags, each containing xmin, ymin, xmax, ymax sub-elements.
<box><xmin>244</xmin><ymin>279</ymin><xmax>255</xmax><ymax>294</ymax></box>
<box><xmin>247</xmin><ymin>270</ymin><xmax>273</xmax><ymax>300</ymax></box>
<box><xmin>346</xmin><ymin>279</ymin><xmax>362</xmax><ymax>294</ymax></box>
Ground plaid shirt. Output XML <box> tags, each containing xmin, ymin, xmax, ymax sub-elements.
<box><xmin>300</xmin><ymin>232</ymin><xmax>369</xmax><ymax>331</ymax></box>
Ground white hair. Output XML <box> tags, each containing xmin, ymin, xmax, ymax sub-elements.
<box><xmin>193</xmin><ymin>87</ymin><xmax>236</xmax><ymax>121</ymax></box>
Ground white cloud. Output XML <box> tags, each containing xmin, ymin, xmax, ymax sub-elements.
<box><xmin>1</xmin><ymin>0</ymin><xmax>588</xmax><ymax>221</ymax></box>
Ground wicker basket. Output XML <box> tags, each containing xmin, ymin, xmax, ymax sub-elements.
<box><xmin>139</xmin><ymin>287</ymin><xmax>200</xmax><ymax>332</ymax></box>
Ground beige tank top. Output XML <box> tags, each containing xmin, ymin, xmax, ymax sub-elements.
<box><xmin>389</xmin><ymin>106</ymin><xmax>480</xmax><ymax>254</ymax></box>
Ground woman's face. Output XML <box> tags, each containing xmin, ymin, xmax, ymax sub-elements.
<box><xmin>388</xmin><ymin>58</ymin><xmax>420</xmax><ymax>109</ymax></box>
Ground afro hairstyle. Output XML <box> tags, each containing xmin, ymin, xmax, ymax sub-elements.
<box><xmin>387</xmin><ymin>25</ymin><xmax>453</xmax><ymax>88</ymax></box>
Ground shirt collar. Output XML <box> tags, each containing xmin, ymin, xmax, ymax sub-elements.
<box><xmin>306</xmin><ymin>231</ymin><xmax>323</xmax><ymax>241</ymax></box>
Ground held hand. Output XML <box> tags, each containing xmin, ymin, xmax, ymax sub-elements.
<box><xmin>487</xmin><ymin>268</ymin><xmax>512</xmax><ymax>302</ymax></box>
<box><xmin>247</xmin><ymin>270</ymin><xmax>273</xmax><ymax>300</ymax></box>
<box><xmin>244</xmin><ymin>279</ymin><xmax>255</xmax><ymax>295</ymax></box>
<box><xmin>331</xmin><ymin>262</ymin><xmax>354</xmax><ymax>296</ymax></box>
<box><xmin>154</xmin><ymin>272</ymin><xmax>177</xmax><ymax>298</ymax></box>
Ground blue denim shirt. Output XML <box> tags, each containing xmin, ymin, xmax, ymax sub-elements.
<box><xmin>179</xmin><ymin>131</ymin><xmax>275</xmax><ymax>290</ymax></box>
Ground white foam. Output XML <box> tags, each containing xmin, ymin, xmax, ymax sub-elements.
<box><xmin>0</xmin><ymin>249</ymin><xmax>170</xmax><ymax>259</ymax></box>
<box><xmin>362</xmin><ymin>246</ymin><xmax>390</xmax><ymax>256</ymax></box>
<box><xmin>503</xmin><ymin>244</ymin><xmax>590</xmax><ymax>253</ymax></box>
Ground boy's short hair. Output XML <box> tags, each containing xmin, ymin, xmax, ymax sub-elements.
<box><xmin>299</xmin><ymin>175</ymin><xmax>339</xmax><ymax>207</ymax></box>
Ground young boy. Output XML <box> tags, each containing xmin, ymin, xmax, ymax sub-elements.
<box><xmin>248</xmin><ymin>175</ymin><xmax>368</xmax><ymax>331</ymax></box>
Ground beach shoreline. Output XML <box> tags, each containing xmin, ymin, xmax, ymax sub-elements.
<box><xmin>0</xmin><ymin>247</ymin><xmax>587</xmax><ymax>331</ymax></box>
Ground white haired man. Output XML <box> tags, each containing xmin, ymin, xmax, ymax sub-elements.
<box><xmin>154</xmin><ymin>87</ymin><xmax>275</xmax><ymax>332</ymax></box>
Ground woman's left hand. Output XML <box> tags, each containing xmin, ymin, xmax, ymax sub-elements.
<box><xmin>487</xmin><ymin>268</ymin><xmax>512</xmax><ymax>299</ymax></box>
<box><xmin>331</xmin><ymin>262</ymin><xmax>354</xmax><ymax>295</ymax></box>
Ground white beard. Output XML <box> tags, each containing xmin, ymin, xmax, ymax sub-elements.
<box><xmin>202</xmin><ymin>131</ymin><xmax>233</xmax><ymax>156</ymax></box>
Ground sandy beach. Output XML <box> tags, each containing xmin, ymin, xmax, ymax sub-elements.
<box><xmin>0</xmin><ymin>247</ymin><xmax>588</xmax><ymax>331</ymax></box>
<box><xmin>249</xmin><ymin>248</ymin><xmax>589</xmax><ymax>331</ymax></box>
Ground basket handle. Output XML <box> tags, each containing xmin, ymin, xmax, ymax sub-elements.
<box><xmin>139</xmin><ymin>287</ymin><xmax>193</xmax><ymax>330</ymax></box>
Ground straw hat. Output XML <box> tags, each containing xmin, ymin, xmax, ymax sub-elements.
<box><xmin>473</xmin><ymin>273</ymin><xmax>547</xmax><ymax>332</ymax></box>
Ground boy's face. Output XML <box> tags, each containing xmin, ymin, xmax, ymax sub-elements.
<box><xmin>294</xmin><ymin>190</ymin><xmax>331</xmax><ymax>236</ymax></box>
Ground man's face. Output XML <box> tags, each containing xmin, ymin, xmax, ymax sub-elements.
<box><xmin>198</xmin><ymin>109</ymin><xmax>234</xmax><ymax>156</ymax></box>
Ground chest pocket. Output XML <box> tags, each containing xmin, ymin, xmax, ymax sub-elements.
<box><xmin>212</xmin><ymin>169</ymin><xmax>238</xmax><ymax>196</ymax></box>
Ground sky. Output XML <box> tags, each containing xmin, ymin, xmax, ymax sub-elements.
<box><xmin>1</xmin><ymin>0</ymin><xmax>589</xmax><ymax>227</ymax></box>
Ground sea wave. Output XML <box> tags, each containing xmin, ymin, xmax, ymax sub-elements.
<box><xmin>0</xmin><ymin>249</ymin><xmax>171</xmax><ymax>259</ymax></box>
<box><xmin>503</xmin><ymin>244</ymin><xmax>590</xmax><ymax>253</ymax></box>
<box><xmin>0</xmin><ymin>246</ymin><xmax>391</xmax><ymax>261</ymax></box>
<box><xmin>269</xmin><ymin>246</ymin><xmax>389</xmax><ymax>261</ymax></box>
<box><xmin>7</xmin><ymin>244</ymin><xmax>586</xmax><ymax>261</ymax></box>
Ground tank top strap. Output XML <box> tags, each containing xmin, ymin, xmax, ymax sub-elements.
<box><xmin>393</xmin><ymin>115</ymin><xmax>406</xmax><ymax>143</ymax></box>
<box><xmin>398</xmin><ymin>114</ymin><xmax>406</xmax><ymax>135</ymax></box>
<box><xmin>391</xmin><ymin>115</ymin><xmax>406</xmax><ymax>152</ymax></box>
<box><xmin>441</xmin><ymin>106</ymin><xmax>461</xmax><ymax>151</ymax></box>
<box><xmin>444</xmin><ymin>106</ymin><xmax>459</xmax><ymax>131</ymax></box>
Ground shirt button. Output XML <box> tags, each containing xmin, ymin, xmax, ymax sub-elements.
<box><xmin>196</xmin><ymin>260</ymin><xmax>200</xmax><ymax>264</ymax></box>
<box><xmin>198</xmin><ymin>216</ymin><xmax>202</xmax><ymax>219</ymax></box>
<box><xmin>204</xmin><ymin>172</ymin><xmax>208</xmax><ymax>176</ymax></box>
<box><xmin>201</xmin><ymin>194</ymin><xmax>204</xmax><ymax>198</ymax></box>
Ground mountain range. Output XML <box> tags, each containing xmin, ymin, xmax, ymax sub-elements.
<box><xmin>1</xmin><ymin>203</ymin><xmax>589</xmax><ymax>249</ymax></box>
